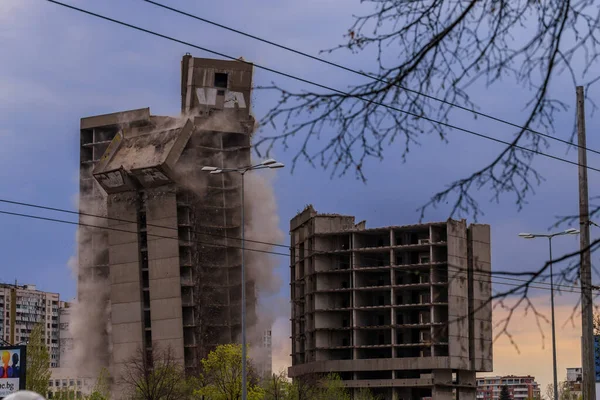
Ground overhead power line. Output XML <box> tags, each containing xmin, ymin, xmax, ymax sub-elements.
<box><xmin>141</xmin><ymin>0</ymin><xmax>600</xmax><ymax>157</ymax></box>
<box><xmin>29</xmin><ymin>1</ymin><xmax>600</xmax><ymax>295</ymax></box>
<box><xmin>45</xmin><ymin>0</ymin><xmax>600</xmax><ymax>175</ymax></box>
<box><xmin>0</xmin><ymin>204</ymin><xmax>593</xmax><ymax>295</ymax></box>
<box><xmin>0</xmin><ymin>197</ymin><xmax>583</xmax><ymax>292</ymax></box>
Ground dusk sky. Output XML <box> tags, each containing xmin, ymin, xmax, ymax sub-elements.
<box><xmin>2</xmin><ymin>0</ymin><xmax>600</xmax><ymax>392</ymax></box>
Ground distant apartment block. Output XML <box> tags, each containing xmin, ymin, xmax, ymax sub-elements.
<box><xmin>0</xmin><ymin>283</ymin><xmax>62</xmax><ymax>367</ymax></box>
<box><xmin>58</xmin><ymin>303</ymin><xmax>73</xmax><ymax>367</ymax></box>
<box><xmin>48</xmin><ymin>369</ymin><xmax>94</xmax><ymax>399</ymax></box>
<box><xmin>256</xmin><ymin>329</ymin><xmax>273</xmax><ymax>379</ymax></box>
<box><xmin>288</xmin><ymin>206</ymin><xmax>493</xmax><ymax>400</ymax></box>
<box><xmin>565</xmin><ymin>367</ymin><xmax>582</xmax><ymax>399</ymax></box>
<box><xmin>476</xmin><ymin>375</ymin><xmax>541</xmax><ymax>399</ymax></box>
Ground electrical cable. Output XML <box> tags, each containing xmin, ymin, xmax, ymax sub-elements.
<box><xmin>141</xmin><ymin>0</ymin><xmax>600</xmax><ymax>157</ymax></box>
<box><xmin>0</xmin><ymin>207</ymin><xmax>594</xmax><ymax>295</ymax></box>
<box><xmin>0</xmin><ymin>197</ymin><xmax>583</xmax><ymax>291</ymax></box>
<box><xmin>43</xmin><ymin>0</ymin><xmax>600</xmax><ymax>175</ymax></box>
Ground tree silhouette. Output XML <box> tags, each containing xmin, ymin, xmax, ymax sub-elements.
<box><xmin>258</xmin><ymin>0</ymin><xmax>600</xmax><ymax>222</ymax></box>
<box><xmin>499</xmin><ymin>385</ymin><xmax>511</xmax><ymax>400</ymax></box>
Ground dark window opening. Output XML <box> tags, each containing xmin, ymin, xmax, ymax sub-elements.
<box><xmin>144</xmin><ymin>311</ymin><xmax>151</xmax><ymax>328</ymax></box>
<box><xmin>145</xmin><ymin>330</ymin><xmax>152</xmax><ymax>346</ymax></box>
<box><xmin>217</xmin><ymin>89</ymin><xmax>225</xmax><ymax>96</ymax></box>
<box><xmin>378</xmin><ymin>315</ymin><xmax>385</xmax><ymax>325</ymax></box>
<box><xmin>142</xmin><ymin>271</ymin><xmax>149</xmax><ymax>288</ymax></box>
<box><xmin>143</xmin><ymin>291</ymin><xmax>150</xmax><ymax>308</ymax></box>
<box><xmin>342</xmin><ymin>338</ymin><xmax>349</xmax><ymax>346</ymax></box>
<box><xmin>214</xmin><ymin>73</ymin><xmax>228</xmax><ymax>88</ymax></box>
<box><xmin>141</xmin><ymin>252</ymin><xmax>148</xmax><ymax>270</ymax></box>
<box><xmin>378</xmin><ymin>296</ymin><xmax>385</xmax><ymax>306</ymax></box>
<box><xmin>146</xmin><ymin>350</ymin><xmax>153</xmax><ymax>367</ymax></box>
<box><xmin>139</xmin><ymin>213</ymin><xmax>147</xmax><ymax>228</ymax></box>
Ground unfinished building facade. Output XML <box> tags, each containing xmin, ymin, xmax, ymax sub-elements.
<box><xmin>77</xmin><ymin>56</ymin><xmax>257</xmax><ymax>388</ymax></box>
<box><xmin>288</xmin><ymin>206</ymin><xmax>493</xmax><ymax>400</ymax></box>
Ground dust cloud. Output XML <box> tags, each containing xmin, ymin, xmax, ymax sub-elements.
<box><xmin>66</xmin><ymin>189</ymin><xmax>111</xmax><ymax>377</ymax></box>
<box><xmin>66</xmin><ymin>111</ymin><xmax>290</xmax><ymax>380</ymax></box>
<box><xmin>243</xmin><ymin>167</ymin><xmax>287</xmax><ymax>376</ymax></box>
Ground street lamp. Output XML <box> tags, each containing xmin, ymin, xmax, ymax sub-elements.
<box><xmin>518</xmin><ymin>228</ymin><xmax>580</xmax><ymax>400</ymax></box>
<box><xmin>201</xmin><ymin>159</ymin><xmax>284</xmax><ymax>400</ymax></box>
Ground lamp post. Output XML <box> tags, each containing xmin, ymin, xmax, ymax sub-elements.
<box><xmin>201</xmin><ymin>158</ymin><xmax>284</xmax><ymax>400</ymax></box>
<box><xmin>518</xmin><ymin>228</ymin><xmax>579</xmax><ymax>400</ymax></box>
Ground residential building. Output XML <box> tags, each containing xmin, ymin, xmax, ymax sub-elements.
<box><xmin>566</xmin><ymin>367</ymin><xmax>582</xmax><ymax>398</ymax></box>
<box><xmin>48</xmin><ymin>369</ymin><xmax>94</xmax><ymax>399</ymax></box>
<box><xmin>476</xmin><ymin>375</ymin><xmax>541</xmax><ymax>399</ymax></box>
<box><xmin>0</xmin><ymin>283</ymin><xmax>61</xmax><ymax>367</ymax></box>
<box><xmin>77</xmin><ymin>55</ymin><xmax>257</xmax><ymax>394</ymax></box>
<box><xmin>256</xmin><ymin>329</ymin><xmax>273</xmax><ymax>379</ymax></box>
<box><xmin>58</xmin><ymin>304</ymin><xmax>73</xmax><ymax>367</ymax></box>
<box><xmin>288</xmin><ymin>206</ymin><xmax>493</xmax><ymax>399</ymax></box>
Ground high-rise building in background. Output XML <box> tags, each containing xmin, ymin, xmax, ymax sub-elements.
<box><xmin>58</xmin><ymin>304</ymin><xmax>73</xmax><ymax>367</ymax></box>
<box><xmin>288</xmin><ymin>206</ymin><xmax>493</xmax><ymax>399</ymax></box>
<box><xmin>256</xmin><ymin>329</ymin><xmax>273</xmax><ymax>379</ymax></box>
<box><xmin>76</xmin><ymin>56</ymin><xmax>257</xmax><ymax>390</ymax></box>
<box><xmin>476</xmin><ymin>375</ymin><xmax>541</xmax><ymax>399</ymax></box>
<box><xmin>566</xmin><ymin>367</ymin><xmax>583</xmax><ymax>398</ymax></box>
<box><xmin>0</xmin><ymin>283</ymin><xmax>63</xmax><ymax>367</ymax></box>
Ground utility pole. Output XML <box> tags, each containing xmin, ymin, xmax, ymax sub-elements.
<box><xmin>577</xmin><ymin>85</ymin><xmax>596</xmax><ymax>400</ymax></box>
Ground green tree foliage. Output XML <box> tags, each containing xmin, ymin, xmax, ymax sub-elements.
<box><xmin>314</xmin><ymin>373</ymin><xmax>350</xmax><ymax>400</ymax></box>
<box><xmin>545</xmin><ymin>380</ymin><xmax>575</xmax><ymax>400</ymax></box>
<box><xmin>52</xmin><ymin>388</ymin><xmax>78</xmax><ymax>400</ymax></box>
<box><xmin>354</xmin><ymin>388</ymin><xmax>383</xmax><ymax>400</ymax></box>
<box><xmin>194</xmin><ymin>344</ymin><xmax>264</xmax><ymax>400</ymax></box>
<box><xmin>284</xmin><ymin>373</ymin><xmax>378</xmax><ymax>400</ymax></box>
<box><xmin>262</xmin><ymin>371</ymin><xmax>293</xmax><ymax>400</ymax></box>
<box><xmin>87</xmin><ymin>367</ymin><xmax>111</xmax><ymax>400</ymax></box>
<box><xmin>26</xmin><ymin>323</ymin><xmax>51</xmax><ymax>395</ymax></box>
<box><xmin>499</xmin><ymin>385</ymin><xmax>511</xmax><ymax>400</ymax></box>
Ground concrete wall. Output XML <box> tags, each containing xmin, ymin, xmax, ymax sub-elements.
<box><xmin>314</xmin><ymin>215</ymin><xmax>356</xmax><ymax>234</ymax></box>
<box><xmin>146</xmin><ymin>187</ymin><xmax>185</xmax><ymax>364</ymax></box>
<box><xmin>468</xmin><ymin>224</ymin><xmax>493</xmax><ymax>372</ymax></box>
<box><xmin>446</xmin><ymin>219</ymin><xmax>470</xmax><ymax>370</ymax></box>
<box><xmin>107</xmin><ymin>192</ymin><xmax>143</xmax><ymax>395</ymax></box>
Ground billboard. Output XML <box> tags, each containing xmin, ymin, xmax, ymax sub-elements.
<box><xmin>0</xmin><ymin>346</ymin><xmax>26</xmax><ymax>399</ymax></box>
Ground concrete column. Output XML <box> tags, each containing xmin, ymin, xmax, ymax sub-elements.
<box><xmin>145</xmin><ymin>187</ymin><xmax>185</xmax><ymax>365</ymax></box>
<box><xmin>107</xmin><ymin>192</ymin><xmax>143</xmax><ymax>399</ymax></box>
<box><xmin>446</xmin><ymin>219</ymin><xmax>470</xmax><ymax>369</ymax></box>
<box><xmin>469</xmin><ymin>224</ymin><xmax>493</xmax><ymax>372</ymax></box>
<box><xmin>457</xmin><ymin>369</ymin><xmax>476</xmax><ymax>400</ymax></box>
<box><xmin>431</xmin><ymin>386</ymin><xmax>454</xmax><ymax>400</ymax></box>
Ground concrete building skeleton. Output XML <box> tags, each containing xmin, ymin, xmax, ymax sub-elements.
<box><xmin>77</xmin><ymin>56</ymin><xmax>258</xmax><ymax>385</ymax></box>
<box><xmin>288</xmin><ymin>206</ymin><xmax>493</xmax><ymax>400</ymax></box>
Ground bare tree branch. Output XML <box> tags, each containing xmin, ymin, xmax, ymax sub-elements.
<box><xmin>120</xmin><ymin>344</ymin><xmax>189</xmax><ymax>400</ymax></box>
<box><xmin>256</xmin><ymin>0</ymin><xmax>600</xmax><ymax>221</ymax></box>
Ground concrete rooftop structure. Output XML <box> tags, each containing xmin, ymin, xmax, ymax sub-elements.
<box><xmin>288</xmin><ymin>206</ymin><xmax>493</xmax><ymax>400</ymax></box>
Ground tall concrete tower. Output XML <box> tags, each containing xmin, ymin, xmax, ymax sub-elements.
<box><xmin>77</xmin><ymin>56</ymin><xmax>257</xmax><ymax>390</ymax></box>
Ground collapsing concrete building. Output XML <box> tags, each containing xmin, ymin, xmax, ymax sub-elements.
<box><xmin>288</xmin><ymin>206</ymin><xmax>493</xmax><ymax>400</ymax></box>
<box><xmin>75</xmin><ymin>56</ymin><xmax>257</xmax><ymax>384</ymax></box>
